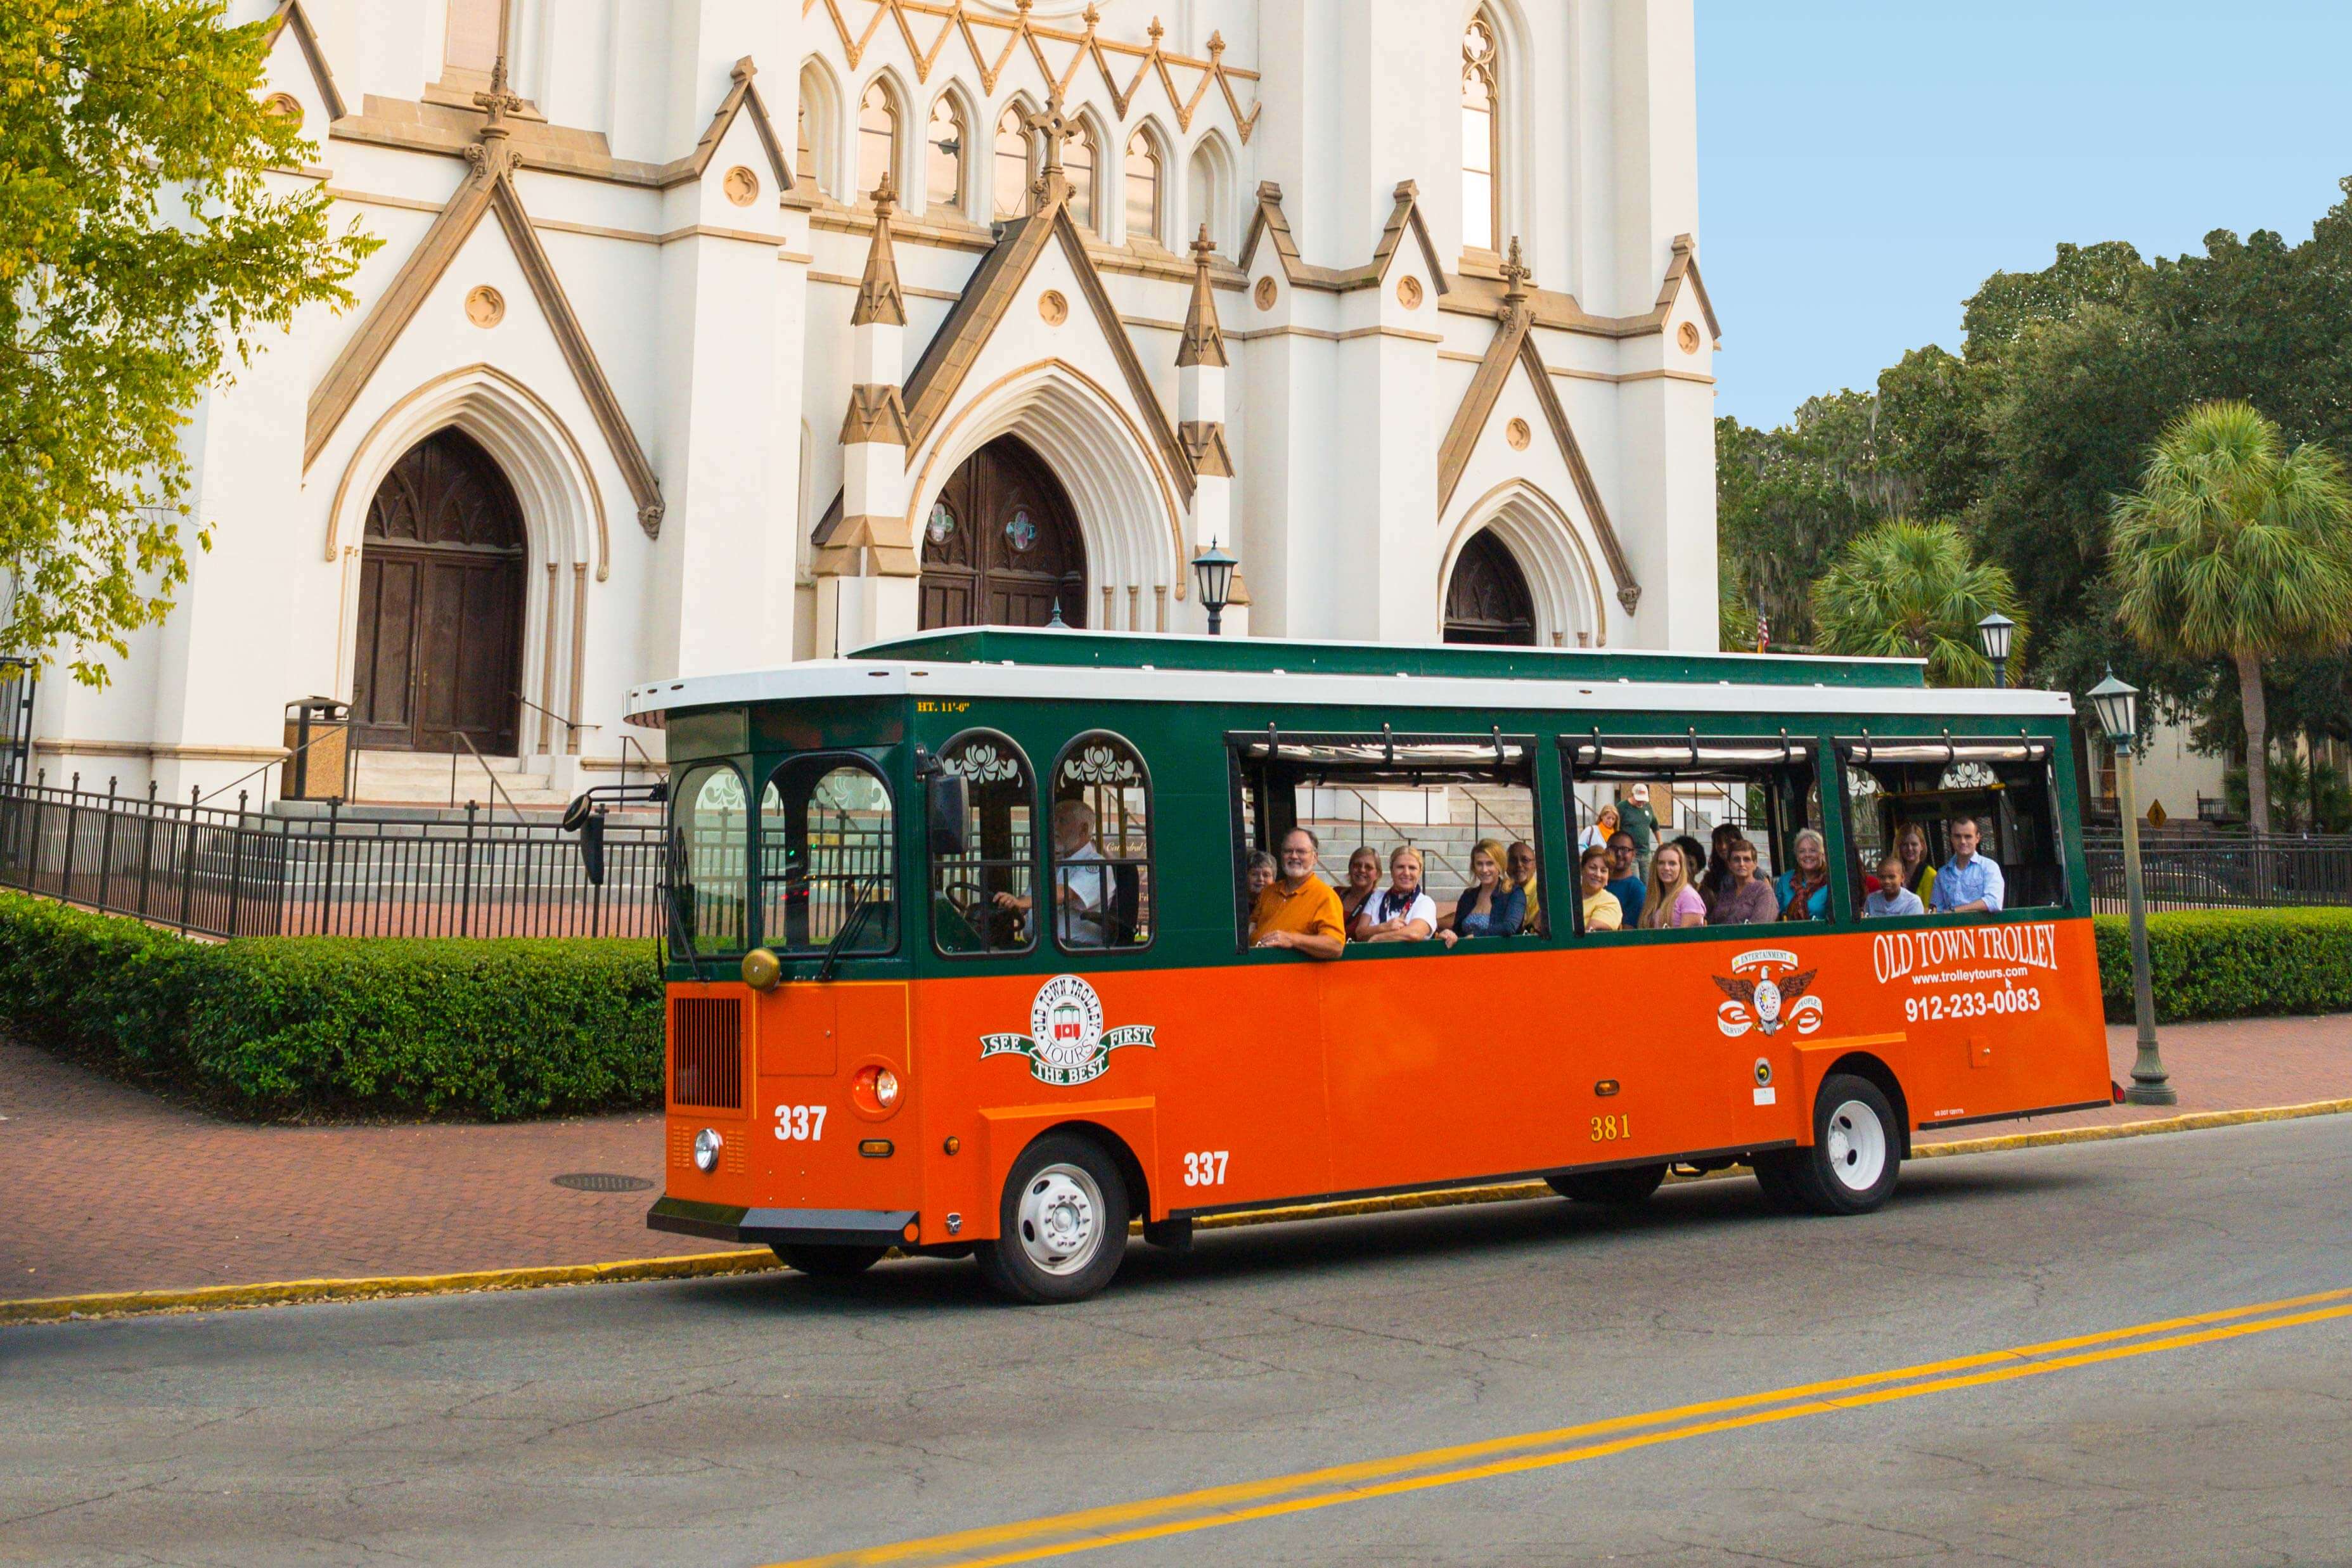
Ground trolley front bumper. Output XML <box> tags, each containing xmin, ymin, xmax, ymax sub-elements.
<box><xmin>647</xmin><ymin>1197</ymin><xmax>916</xmax><ymax>1247</ymax></box>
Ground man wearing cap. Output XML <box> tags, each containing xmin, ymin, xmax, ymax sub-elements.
<box><xmin>1616</xmin><ymin>784</ymin><xmax>1659</xmax><ymax>856</ymax></box>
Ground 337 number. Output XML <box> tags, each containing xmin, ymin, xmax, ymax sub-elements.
<box><xmin>1182</xmin><ymin>1150</ymin><xmax>1229</xmax><ymax>1187</ymax></box>
<box><xmin>1589</xmin><ymin>1114</ymin><xmax>1632</xmax><ymax>1143</ymax></box>
<box><xmin>773</xmin><ymin>1103</ymin><xmax>826</xmax><ymax>1141</ymax></box>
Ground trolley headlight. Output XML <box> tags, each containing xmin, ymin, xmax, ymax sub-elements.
<box><xmin>741</xmin><ymin>948</ymin><xmax>781</xmax><ymax>992</ymax></box>
<box><xmin>851</xmin><ymin>1063</ymin><xmax>903</xmax><ymax>1116</ymax></box>
<box><xmin>871</xmin><ymin>1067</ymin><xmax>901</xmax><ymax>1108</ymax></box>
<box><xmin>693</xmin><ymin>1127</ymin><xmax>723</xmax><ymax>1173</ymax></box>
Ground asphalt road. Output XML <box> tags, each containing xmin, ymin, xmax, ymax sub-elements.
<box><xmin>7</xmin><ymin>1117</ymin><xmax>2351</xmax><ymax>1568</ymax></box>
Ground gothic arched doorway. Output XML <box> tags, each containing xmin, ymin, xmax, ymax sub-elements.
<box><xmin>920</xmin><ymin>437</ymin><xmax>1088</xmax><ymax>629</ymax></box>
<box><xmin>1443</xmin><ymin>527</ymin><xmax>1538</xmax><ymax>645</ymax></box>
<box><xmin>352</xmin><ymin>428</ymin><xmax>528</xmax><ymax>754</ymax></box>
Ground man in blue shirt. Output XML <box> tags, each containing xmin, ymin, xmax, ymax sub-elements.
<box><xmin>1605</xmin><ymin>831</ymin><xmax>1645</xmax><ymax>926</ymax></box>
<box><xmin>1931</xmin><ymin>818</ymin><xmax>2005</xmax><ymax>913</ymax></box>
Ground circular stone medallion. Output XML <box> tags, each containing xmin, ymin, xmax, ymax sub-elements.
<box><xmin>1396</xmin><ymin>275</ymin><xmax>1424</xmax><ymax>309</ymax></box>
<box><xmin>1039</xmin><ymin>290</ymin><xmax>1069</xmax><ymax>325</ymax></box>
<box><xmin>465</xmin><ymin>285</ymin><xmax>506</xmax><ymax>328</ymax></box>
<box><xmin>723</xmin><ymin>165</ymin><xmax>761</xmax><ymax>207</ymax></box>
<box><xmin>1254</xmin><ymin>276</ymin><xmax>1278</xmax><ymax>311</ymax></box>
<box><xmin>1505</xmin><ymin>417</ymin><xmax>1531</xmax><ymax>451</ymax></box>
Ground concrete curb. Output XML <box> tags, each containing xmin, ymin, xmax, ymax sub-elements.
<box><xmin>8</xmin><ymin>1097</ymin><xmax>2348</xmax><ymax>1327</ymax></box>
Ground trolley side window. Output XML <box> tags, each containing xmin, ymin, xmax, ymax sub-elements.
<box><xmin>1839</xmin><ymin>737</ymin><xmax>2065</xmax><ymax>916</ymax></box>
<box><xmin>670</xmin><ymin>761</ymin><xmax>750</xmax><ymax>954</ymax></box>
<box><xmin>927</xmin><ymin>729</ymin><xmax>1038</xmax><ymax>957</ymax></box>
<box><xmin>1228</xmin><ymin>730</ymin><xmax>1546</xmax><ymax>949</ymax></box>
<box><xmin>757</xmin><ymin>755</ymin><xmax>896</xmax><ymax>955</ymax></box>
<box><xmin>1563</xmin><ymin>734</ymin><xmax>1826</xmax><ymax>933</ymax></box>
<box><xmin>1048</xmin><ymin>731</ymin><xmax>1154</xmax><ymax>952</ymax></box>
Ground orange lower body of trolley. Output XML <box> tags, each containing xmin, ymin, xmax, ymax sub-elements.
<box><xmin>648</xmin><ymin>917</ymin><xmax>2112</xmax><ymax>1302</ymax></box>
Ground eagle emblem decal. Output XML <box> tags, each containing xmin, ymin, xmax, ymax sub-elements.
<box><xmin>1714</xmin><ymin>949</ymin><xmax>1824</xmax><ymax>1038</ymax></box>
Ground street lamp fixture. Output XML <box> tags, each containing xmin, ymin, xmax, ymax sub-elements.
<box><xmin>1192</xmin><ymin>539</ymin><xmax>1237</xmax><ymax>637</ymax></box>
<box><xmin>1976</xmin><ymin>611</ymin><xmax>2015</xmax><ymax>689</ymax></box>
<box><xmin>2089</xmin><ymin>669</ymin><xmax>2175</xmax><ymax>1106</ymax></box>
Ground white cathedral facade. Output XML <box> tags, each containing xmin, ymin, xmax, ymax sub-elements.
<box><xmin>34</xmin><ymin>0</ymin><xmax>1718</xmax><ymax>800</ymax></box>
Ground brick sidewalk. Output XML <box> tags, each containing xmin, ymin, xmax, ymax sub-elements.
<box><xmin>5</xmin><ymin>1017</ymin><xmax>2348</xmax><ymax>1302</ymax></box>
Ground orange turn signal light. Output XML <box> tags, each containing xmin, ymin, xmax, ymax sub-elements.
<box><xmin>859</xmin><ymin>1139</ymin><xmax>894</xmax><ymax>1159</ymax></box>
<box><xmin>1595</xmin><ymin>1079</ymin><xmax>1621</xmax><ymax>1098</ymax></box>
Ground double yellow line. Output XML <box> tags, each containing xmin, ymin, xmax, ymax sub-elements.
<box><xmin>774</xmin><ymin>1285</ymin><xmax>2352</xmax><ymax>1568</ymax></box>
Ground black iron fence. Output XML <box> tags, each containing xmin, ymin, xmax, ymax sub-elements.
<box><xmin>2082</xmin><ymin>830</ymin><xmax>2352</xmax><ymax>913</ymax></box>
<box><xmin>0</xmin><ymin>780</ymin><xmax>664</xmax><ymax>939</ymax></box>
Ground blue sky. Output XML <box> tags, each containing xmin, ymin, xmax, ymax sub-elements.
<box><xmin>1696</xmin><ymin>1</ymin><xmax>2352</xmax><ymax>429</ymax></box>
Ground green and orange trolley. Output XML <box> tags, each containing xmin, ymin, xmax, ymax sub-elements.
<box><xmin>615</xmin><ymin>630</ymin><xmax>2112</xmax><ymax>1303</ymax></box>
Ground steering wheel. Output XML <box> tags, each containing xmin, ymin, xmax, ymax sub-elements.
<box><xmin>939</xmin><ymin>880</ymin><xmax>997</xmax><ymax>942</ymax></box>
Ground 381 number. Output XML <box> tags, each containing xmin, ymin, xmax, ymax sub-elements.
<box><xmin>1182</xmin><ymin>1150</ymin><xmax>1229</xmax><ymax>1187</ymax></box>
<box><xmin>1589</xmin><ymin>1114</ymin><xmax>1631</xmax><ymax>1143</ymax></box>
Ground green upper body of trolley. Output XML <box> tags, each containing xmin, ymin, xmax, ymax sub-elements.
<box><xmin>629</xmin><ymin>629</ymin><xmax>2088</xmax><ymax>987</ymax></box>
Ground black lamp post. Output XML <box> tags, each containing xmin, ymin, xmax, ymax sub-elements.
<box><xmin>2090</xmin><ymin>669</ymin><xmax>2174</xmax><ymax>1105</ymax></box>
<box><xmin>1976</xmin><ymin>611</ymin><xmax>2015</xmax><ymax>689</ymax></box>
<box><xmin>1191</xmin><ymin>540</ymin><xmax>1237</xmax><ymax>636</ymax></box>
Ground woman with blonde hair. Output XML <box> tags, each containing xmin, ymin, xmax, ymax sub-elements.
<box><xmin>1896</xmin><ymin>821</ymin><xmax>1938</xmax><ymax>908</ymax></box>
<box><xmin>1337</xmin><ymin>845</ymin><xmax>1382</xmax><ymax>931</ymax></box>
<box><xmin>1357</xmin><ymin>845</ymin><xmax>1438</xmax><ymax>942</ymax></box>
<box><xmin>1437</xmin><ymin>838</ymin><xmax>1524</xmax><ymax>946</ymax></box>
<box><xmin>1639</xmin><ymin>841</ymin><xmax>1708</xmax><ymax>929</ymax></box>
<box><xmin>1578</xmin><ymin>801</ymin><xmax>1621</xmax><ymax>854</ymax></box>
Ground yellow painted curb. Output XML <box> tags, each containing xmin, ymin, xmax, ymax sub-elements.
<box><xmin>0</xmin><ymin>1248</ymin><xmax>779</xmax><ymax>1327</ymax></box>
<box><xmin>7</xmin><ymin>1097</ymin><xmax>2348</xmax><ymax>1327</ymax></box>
<box><xmin>1912</xmin><ymin>1095</ymin><xmax>2352</xmax><ymax>1159</ymax></box>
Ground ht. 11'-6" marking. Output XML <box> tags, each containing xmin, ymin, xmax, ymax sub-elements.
<box><xmin>774</xmin><ymin>1104</ymin><xmax>827</xmax><ymax>1141</ymax></box>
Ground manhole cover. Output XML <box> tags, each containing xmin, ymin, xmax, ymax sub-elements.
<box><xmin>552</xmin><ymin>1172</ymin><xmax>655</xmax><ymax>1193</ymax></box>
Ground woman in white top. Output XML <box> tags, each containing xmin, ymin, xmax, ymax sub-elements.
<box><xmin>1578</xmin><ymin>801</ymin><xmax>1622</xmax><ymax>854</ymax></box>
<box><xmin>1355</xmin><ymin>845</ymin><xmax>1438</xmax><ymax>942</ymax></box>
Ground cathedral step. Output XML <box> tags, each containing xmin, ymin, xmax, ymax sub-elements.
<box><xmin>347</xmin><ymin>749</ymin><xmax>570</xmax><ymax>809</ymax></box>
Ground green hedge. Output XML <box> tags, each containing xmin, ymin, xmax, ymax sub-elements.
<box><xmin>0</xmin><ymin>891</ymin><xmax>662</xmax><ymax>1120</ymax></box>
<box><xmin>2093</xmin><ymin>908</ymin><xmax>2352</xmax><ymax>1023</ymax></box>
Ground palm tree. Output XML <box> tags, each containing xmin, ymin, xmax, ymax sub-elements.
<box><xmin>2109</xmin><ymin>401</ymin><xmax>2352</xmax><ymax>833</ymax></box>
<box><xmin>1808</xmin><ymin>519</ymin><xmax>2025</xmax><ymax>686</ymax></box>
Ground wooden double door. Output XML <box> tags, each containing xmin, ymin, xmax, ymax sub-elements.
<box><xmin>920</xmin><ymin>437</ymin><xmax>1088</xmax><ymax>629</ymax></box>
<box><xmin>352</xmin><ymin>430</ymin><xmax>527</xmax><ymax>755</ymax></box>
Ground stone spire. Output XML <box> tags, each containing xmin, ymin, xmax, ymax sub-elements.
<box><xmin>851</xmin><ymin>170</ymin><xmax>906</xmax><ymax>327</ymax></box>
<box><xmin>1499</xmin><ymin>235</ymin><xmax>1531</xmax><ymax>317</ymax></box>
<box><xmin>1021</xmin><ymin>86</ymin><xmax>1081</xmax><ymax>210</ymax></box>
<box><xmin>1176</xmin><ymin>224</ymin><xmax>1228</xmax><ymax>369</ymax></box>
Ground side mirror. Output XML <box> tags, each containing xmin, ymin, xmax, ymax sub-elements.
<box><xmin>579</xmin><ymin>808</ymin><xmax>607</xmax><ymax>887</ymax></box>
<box><xmin>928</xmin><ymin>773</ymin><xmax>968</xmax><ymax>857</ymax></box>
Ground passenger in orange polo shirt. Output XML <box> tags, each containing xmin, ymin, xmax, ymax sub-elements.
<box><xmin>1248</xmin><ymin>827</ymin><xmax>1347</xmax><ymax>959</ymax></box>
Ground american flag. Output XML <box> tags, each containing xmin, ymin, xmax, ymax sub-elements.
<box><xmin>1754</xmin><ymin>604</ymin><xmax>1770</xmax><ymax>653</ymax></box>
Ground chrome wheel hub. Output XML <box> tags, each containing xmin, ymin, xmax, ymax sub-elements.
<box><xmin>1018</xmin><ymin>1164</ymin><xmax>1103</xmax><ymax>1276</ymax></box>
<box><xmin>1823</xmin><ymin>1098</ymin><xmax>1888</xmax><ymax>1192</ymax></box>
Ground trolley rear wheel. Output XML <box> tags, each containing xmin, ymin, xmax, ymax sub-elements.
<box><xmin>1773</xmin><ymin>1073</ymin><xmax>1903</xmax><ymax>1216</ymax></box>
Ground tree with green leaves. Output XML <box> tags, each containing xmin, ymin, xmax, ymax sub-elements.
<box><xmin>1</xmin><ymin>0</ymin><xmax>376</xmax><ymax>684</ymax></box>
<box><xmin>2109</xmin><ymin>401</ymin><xmax>2352</xmax><ymax>834</ymax></box>
<box><xmin>1808</xmin><ymin>519</ymin><xmax>2026</xmax><ymax>687</ymax></box>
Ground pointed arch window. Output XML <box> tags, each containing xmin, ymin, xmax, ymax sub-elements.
<box><xmin>1462</xmin><ymin>15</ymin><xmax>1500</xmax><ymax>254</ymax></box>
<box><xmin>799</xmin><ymin>65</ymin><xmax>838</xmax><ymax>196</ymax></box>
<box><xmin>994</xmin><ymin>105</ymin><xmax>1032</xmax><ymax>218</ymax></box>
<box><xmin>1124</xmin><ymin>130</ymin><xmax>1160</xmax><ymax>245</ymax></box>
<box><xmin>1067</xmin><ymin>121</ymin><xmax>1098</xmax><ymax>229</ymax></box>
<box><xmin>926</xmin><ymin>97</ymin><xmax>966</xmax><ymax>212</ymax></box>
<box><xmin>858</xmin><ymin>81</ymin><xmax>897</xmax><ymax>202</ymax></box>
